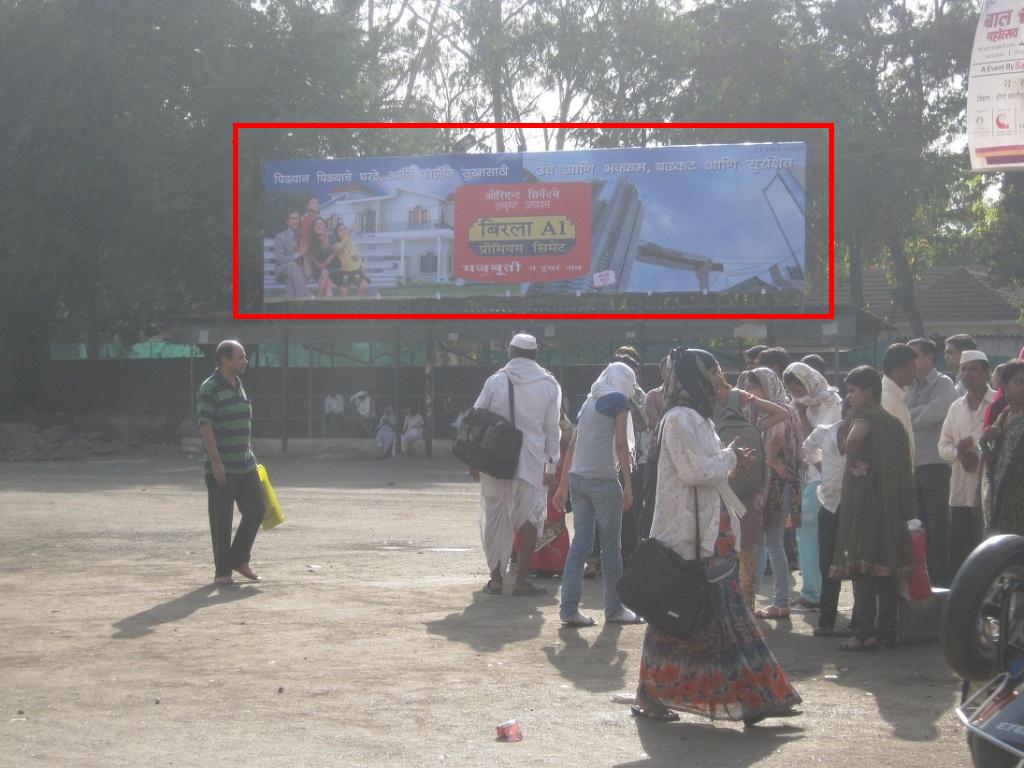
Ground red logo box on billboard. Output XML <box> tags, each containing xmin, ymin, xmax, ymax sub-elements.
<box><xmin>453</xmin><ymin>182</ymin><xmax>591</xmax><ymax>284</ymax></box>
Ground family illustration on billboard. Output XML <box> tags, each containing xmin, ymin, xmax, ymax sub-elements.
<box><xmin>262</xmin><ymin>143</ymin><xmax>806</xmax><ymax>305</ymax></box>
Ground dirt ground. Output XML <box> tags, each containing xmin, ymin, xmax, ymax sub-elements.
<box><xmin>0</xmin><ymin>451</ymin><xmax>969</xmax><ymax>767</ymax></box>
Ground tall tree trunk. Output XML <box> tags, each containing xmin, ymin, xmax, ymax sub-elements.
<box><xmin>886</xmin><ymin>216</ymin><xmax>925</xmax><ymax>337</ymax></box>
<box><xmin>848</xmin><ymin>232</ymin><xmax>864</xmax><ymax>308</ymax></box>
<box><xmin>489</xmin><ymin>0</ymin><xmax>504</xmax><ymax>152</ymax></box>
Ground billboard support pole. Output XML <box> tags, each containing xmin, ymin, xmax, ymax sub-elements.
<box><xmin>393</xmin><ymin>324</ymin><xmax>401</xmax><ymax>424</ymax></box>
<box><xmin>425</xmin><ymin>326</ymin><xmax>434</xmax><ymax>459</ymax></box>
<box><xmin>281</xmin><ymin>325</ymin><xmax>290</xmax><ymax>454</ymax></box>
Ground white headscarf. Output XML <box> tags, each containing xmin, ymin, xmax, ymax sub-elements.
<box><xmin>784</xmin><ymin>362</ymin><xmax>843</xmax><ymax>426</ymax></box>
<box><xmin>587</xmin><ymin>362</ymin><xmax>637</xmax><ymax>454</ymax></box>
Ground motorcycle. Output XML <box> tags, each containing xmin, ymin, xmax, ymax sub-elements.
<box><xmin>942</xmin><ymin>534</ymin><xmax>1024</xmax><ymax>768</ymax></box>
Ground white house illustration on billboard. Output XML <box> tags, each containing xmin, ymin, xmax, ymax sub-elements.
<box><xmin>263</xmin><ymin>183</ymin><xmax>455</xmax><ymax>300</ymax></box>
<box><xmin>318</xmin><ymin>183</ymin><xmax>454</xmax><ymax>288</ymax></box>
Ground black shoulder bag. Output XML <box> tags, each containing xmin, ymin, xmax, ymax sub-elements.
<box><xmin>616</xmin><ymin>424</ymin><xmax>710</xmax><ymax>638</ymax></box>
<box><xmin>451</xmin><ymin>375</ymin><xmax>523</xmax><ymax>480</ymax></box>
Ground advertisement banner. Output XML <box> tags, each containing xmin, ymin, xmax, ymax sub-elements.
<box><xmin>261</xmin><ymin>142</ymin><xmax>806</xmax><ymax>305</ymax></box>
<box><xmin>453</xmin><ymin>182</ymin><xmax>591</xmax><ymax>283</ymax></box>
<box><xmin>967</xmin><ymin>0</ymin><xmax>1024</xmax><ymax>170</ymax></box>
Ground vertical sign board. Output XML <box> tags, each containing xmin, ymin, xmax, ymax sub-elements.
<box><xmin>967</xmin><ymin>0</ymin><xmax>1024</xmax><ymax>170</ymax></box>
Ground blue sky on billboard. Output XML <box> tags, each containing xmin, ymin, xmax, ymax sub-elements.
<box><xmin>263</xmin><ymin>141</ymin><xmax>806</xmax><ymax>301</ymax></box>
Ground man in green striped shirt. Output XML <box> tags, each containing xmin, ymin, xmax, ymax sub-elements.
<box><xmin>197</xmin><ymin>340</ymin><xmax>264</xmax><ymax>586</ymax></box>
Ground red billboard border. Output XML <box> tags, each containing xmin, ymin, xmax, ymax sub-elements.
<box><xmin>232</xmin><ymin>121</ymin><xmax>835</xmax><ymax>322</ymax></box>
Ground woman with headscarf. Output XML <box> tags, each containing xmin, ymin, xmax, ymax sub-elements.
<box><xmin>981</xmin><ymin>359</ymin><xmax>1024</xmax><ymax>536</ymax></box>
<box><xmin>554</xmin><ymin>362</ymin><xmax>643</xmax><ymax>626</ymax></box>
<box><xmin>783</xmin><ymin>362</ymin><xmax>843</xmax><ymax>611</ymax></box>
<box><xmin>736</xmin><ymin>367</ymin><xmax>805</xmax><ymax>620</ymax></box>
<box><xmin>632</xmin><ymin>349</ymin><xmax>802</xmax><ymax>726</ymax></box>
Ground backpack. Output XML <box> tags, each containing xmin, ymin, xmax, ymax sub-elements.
<box><xmin>451</xmin><ymin>375</ymin><xmax>522</xmax><ymax>479</ymax></box>
<box><xmin>713</xmin><ymin>389</ymin><xmax>765</xmax><ymax>498</ymax></box>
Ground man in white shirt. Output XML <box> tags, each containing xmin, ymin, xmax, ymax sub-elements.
<box><xmin>881</xmin><ymin>343</ymin><xmax>917</xmax><ymax>465</ymax></box>
<box><xmin>803</xmin><ymin>400</ymin><xmax>850</xmax><ymax>636</ymax></box>
<box><xmin>473</xmin><ymin>333</ymin><xmax>562</xmax><ymax>596</ymax></box>
<box><xmin>907</xmin><ymin>338</ymin><xmax>957</xmax><ymax>586</ymax></box>
<box><xmin>324</xmin><ymin>391</ymin><xmax>345</xmax><ymax>437</ymax></box>
<box><xmin>938</xmin><ymin>350</ymin><xmax>996</xmax><ymax>578</ymax></box>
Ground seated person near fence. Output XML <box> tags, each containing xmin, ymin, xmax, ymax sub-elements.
<box><xmin>375</xmin><ymin>406</ymin><xmax>397</xmax><ymax>458</ymax></box>
<box><xmin>400</xmin><ymin>408</ymin><xmax>425</xmax><ymax>454</ymax></box>
<box><xmin>332</xmin><ymin>225</ymin><xmax>370</xmax><ymax>297</ymax></box>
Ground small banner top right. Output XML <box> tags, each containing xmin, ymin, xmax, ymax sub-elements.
<box><xmin>967</xmin><ymin>0</ymin><xmax>1024</xmax><ymax>170</ymax></box>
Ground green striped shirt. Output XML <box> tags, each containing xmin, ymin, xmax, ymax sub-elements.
<box><xmin>197</xmin><ymin>370</ymin><xmax>257</xmax><ymax>474</ymax></box>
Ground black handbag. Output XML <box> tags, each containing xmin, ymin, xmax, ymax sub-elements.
<box><xmin>451</xmin><ymin>375</ymin><xmax>522</xmax><ymax>480</ymax></box>
<box><xmin>617</xmin><ymin>470</ymin><xmax>710</xmax><ymax>638</ymax></box>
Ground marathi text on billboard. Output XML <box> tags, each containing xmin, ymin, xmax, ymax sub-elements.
<box><xmin>261</xmin><ymin>142</ymin><xmax>806</xmax><ymax>305</ymax></box>
<box><xmin>967</xmin><ymin>1</ymin><xmax>1024</xmax><ymax>171</ymax></box>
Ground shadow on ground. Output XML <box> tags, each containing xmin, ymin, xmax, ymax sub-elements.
<box><xmin>112</xmin><ymin>584</ymin><xmax>261</xmax><ymax>639</ymax></box>
<box><xmin>424</xmin><ymin>587</ymin><xmax>552</xmax><ymax>653</ymax></box>
<box><xmin>615</xmin><ymin>716</ymin><xmax>804</xmax><ymax>768</ymax></box>
<box><xmin>543</xmin><ymin>623</ymin><xmax>629</xmax><ymax>693</ymax></box>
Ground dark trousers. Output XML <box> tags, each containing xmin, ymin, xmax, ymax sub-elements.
<box><xmin>949</xmin><ymin>505</ymin><xmax>983</xmax><ymax>581</ymax></box>
<box><xmin>852</xmin><ymin>574</ymin><xmax>899</xmax><ymax>643</ymax></box>
<box><xmin>817</xmin><ymin>505</ymin><xmax>842</xmax><ymax>629</ymax></box>
<box><xmin>205</xmin><ymin>470</ymin><xmax>264</xmax><ymax>578</ymax></box>
<box><xmin>621</xmin><ymin>463</ymin><xmax>645</xmax><ymax>565</ymax></box>
<box><xmin>916</xmin><ymin>463</ymin><xmax>951</xmax><ymax>587</ymax></box>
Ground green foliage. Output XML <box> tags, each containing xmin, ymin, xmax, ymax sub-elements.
<box><xmin>1</xmin><ymin>0</ymin><xmax>1020</xmax><ymax>341</ymax></box>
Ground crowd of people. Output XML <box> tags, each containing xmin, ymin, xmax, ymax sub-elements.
<box><xmin>198</xmin><ymin>331</ymin><xmax>1024</xmax><ymax>728</ymax></box>
<box><xmin>467</xmin><ymin>331</ymin><xmax>1024</xmax><ymax>725</ymax></box>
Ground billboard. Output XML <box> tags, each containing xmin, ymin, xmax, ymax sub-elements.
<box><xmin>967</xmin><ymin>0</ymin><xmax>1024</xmax><ymax>171</ymax></box>
<box><xmin>261</xmin><ymin>142</ymin><xmax>806</xmax><ymax>306</ymax></box>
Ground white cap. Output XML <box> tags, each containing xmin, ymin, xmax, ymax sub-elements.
<box><xmin>960</xmin><ymin>350</ymin><xmax>989</xmax><ymax>365</ymax></box>
<box><xmin>510</xmin><ymin>332</ymin><xmax>538</xmax><ymax>350</ymax></box>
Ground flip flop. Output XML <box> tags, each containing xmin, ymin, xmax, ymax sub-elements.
<box><xmin>512</xmin><ymin>582</ymin><xmax>547</xmax><ymax>596</ymax></box>
<box><xmin>483</xmin><ymin>581</ymin><xmax>503</xmax><ymax>595</ymax></box>
<box><xmin>233</xmin><ymin>564</ymin><xmax>262</xmax><ymax>582</ymax></box>
<box><xmin>561</xmin><ymin>612</ymin><xmax>596</xmax><ymax>627</ymax></box>
<box><xmin>630</xmin><ymin>703</ymin><xmax>680</xmax><ymax>722</ymax></box>
<box><xmin>754</xmin><ymin>606</ymin><xmax>791</xmax><ymax>619</ymax></box>
<box><xmin>838</xmin><ymin>637</ymin><xmax>879</xmax><ymax>652</ymax></box>
<box><xmin>213</xmin><ymin>575</ymin><xmax>234</xmax><ymax>586</ymax></box>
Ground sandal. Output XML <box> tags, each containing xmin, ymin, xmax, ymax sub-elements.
<box><xmin>483</xmin><ymin>580</ymin><xmax>503</xmax><ymax>595</ymax></box>
<box><xmin>754</xmin><ymin>606</ymin><xmax>791</xmax><ymax>620</ymax></box>
<box><xmin>512</xmin><ymin>582</ymin><xmax>547</xmax><ymax>596</ymax></box>
<box><xmin>561</xmin><ymin>611</ymin><xmax>596</xmax><ymax>627</ymax></box>
<box><xmin>838</xmin><ymin>636</ymin><xmax>879</xmax><ymax>652</ymax></box>
<box><xmin>631</xmin><ymin>703</ymin><xmax>680</xmax><ymax>722</ymax></box>
<box><xmin>233</xmin><ymin>563</ymin><xmax>262</xmax><ymax>582</ymax></box>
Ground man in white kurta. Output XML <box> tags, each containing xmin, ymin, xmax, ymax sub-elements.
<box><xmin>938</xmin><ymin>350</ymin><xmax>996</xmax><ymax>578</ymax></box>
<box><xmin>474</xmin><ymin>333</ymin><xmax>562</xmax><ymax>595</ymax></box>
<box><xmin>881</xmin><ymin>343</ymin><xmax>917</xmax><ymax>466</ymax></box>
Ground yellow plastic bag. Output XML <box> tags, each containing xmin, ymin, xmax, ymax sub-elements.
<box><xmin>257</xmin><ymin>464</ymin><xmax>285</xmax><ymax>530</ymax></box>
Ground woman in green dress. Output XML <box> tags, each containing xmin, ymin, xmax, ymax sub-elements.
<box><xmin>830</xmin><ymin>365</ymin><xmax>916</xmax><ymax>651</ymax></box>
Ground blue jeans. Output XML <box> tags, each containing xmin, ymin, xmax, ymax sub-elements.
<box><xmin>797</xmin><ymin>481</ymin><xmax>821</xmax><ymax>604</ymax></box>
<box><xmin>560</xmin><ymin>474</ymin><xmax>625</xmax><ymax>620</ymax></box>
<box><xmin>756</xmin><ymin>483</ymin><xmax>792</xmax><ymax>609</ymax></box>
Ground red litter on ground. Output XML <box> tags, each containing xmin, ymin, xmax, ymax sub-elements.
<box><xmin>496</xmin><ymin>720</ymin><xmax>523</xmax><ymax>742</ymax></box>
